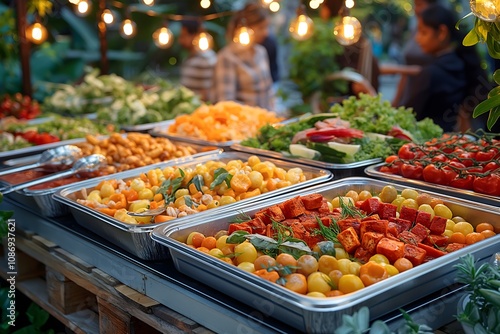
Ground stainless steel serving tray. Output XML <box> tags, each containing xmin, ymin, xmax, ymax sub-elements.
<box><xmin>0</xmin><ymin>141</ymin><xmax>219</xmax><ymax>218</ymax></box>
<box><xmin>231</xmin><ymin>143</ymin><xmax>381</xmax><ymax>178</ymax></box>
<box><xmin>151</xmin><ymin>177</ymin><xmax>500</xmax><ymax>333</ymax></box>
<box><xmin>0</xmin><ymin>138</ymin><xmax>85</xmax><ymax>162</ymax></box>
<box><xmin>121</xmin><ymin>119</ymin><xmax>175</xmax><ymax>133</ymax></box>
<box><xmin>149</xmin><ymin>124</ymin><xmax>238</xmax><ymax>149</ymax></box>
<box><xmin>53</xmin><ymin>151</ymin><xmax>332</xmax><ymax>260</ymax></box>
<box><xmin>365</xmin><ymin>162</ymin><xmax>500</xmax><ymax>207</ymax></box>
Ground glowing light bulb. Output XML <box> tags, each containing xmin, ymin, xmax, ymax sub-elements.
<box><xmin>289</xmin><ymin>14</ymin><xmax>314</xmax><ymax>41</ymax></box>
<box><xmin>102</xmin><ymin>9</ymin><xmax>114</xmax><ymax>24</ymax></box>
<box><xmin>26</xmin><ymin>22</ymin><xmax>48</xmax><ymax>44</ymax></box>
<box><xmin>269</xmin><ymin>1</ymin><xmax>280</xmax><ymax>12</ymax></box>
<box><xmin>234</xmin><ymin>26</ymin><xmax>254</xmax><ymax>46</ymax></box>
<box><xmin>309</xmin><ymin>0</ymin><xmax>320</xmax><ymax>10</ymax></box>
<box><xmin>193</xmin><ymin>31</ymin><xmax>214</xmax><ymax>51</ymax></box>
<box><xmin>261</xmin><ymin>0</ymin><xmax>273</xmax><ymax>7</ymax></box>
<box><xmin>334</xmin><ymin>16</ymin><xmax>362</xmax><ymax>46</ymax></box>
<box><xmin>142</xmin><ymin>0</ymin><xmax>155</xmax><ymax>6</ymax></box>
<box><xmin>470</xmin><ymin>0</ymin><xmax>499</xmax><ymax>22</ymax></box>
<box><xmin>68</xmin><ymin>0</ymin><xmax>80</xmax><ymax>4</ymax></box>
<box><xmin>345</xmin><ymin>0</ymin><xmax>355</xmax><ymax>9</ymax></box>
<box><xmin>120</xmin><ymin>19</ymin><xmax>137</xmax><ymax>39</ymax></box>
<box><xmin>200</xmin><ymin>0</ymin><xmax>211</xmax><ymax>9</ymax></box>
<box><xmin>76</xmin><ymin>0</ymin><xmax>91</xmax><ymax>17</ymax></box>
<box><xmin>153</xmin><ymin>26</ymin><xmax>174</xmax><ymax>48</ymax></box>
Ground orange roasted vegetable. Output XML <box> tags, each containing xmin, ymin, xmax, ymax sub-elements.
<box><xmin>359</xmin><ymin>261</ymin><xmax>388</xmax><ymax>286</ymax></box>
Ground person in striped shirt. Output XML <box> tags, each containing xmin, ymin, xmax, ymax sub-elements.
<box><xmin>179</xmin><ymin>20</ymin><xmax>217</xmax><ymax>102</ymax></box>
<box><xmin>213</xmin><ymin>4</ymin><xmax>274</xmax><ymax>110</ymax></box>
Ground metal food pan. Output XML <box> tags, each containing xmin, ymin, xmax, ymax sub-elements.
<box><xmin>151</xmin><ymin>177</ymin><xmax>499</xmax><ymax>333</ymax></box>
<box><xmin>121</xmin><ymin>119</ymin><xmax>175</xmax><ymax>133</ymax></box>
<box><xmin>1</xmin><ymin>142</ymin><xmax>219</xmax><ymax>218</ymax></box>
<box><xmin>149</xmin><ymin>124</ymin><xmax>238</xmax><ymax>149</ymax></box>
<box><xmin>231</xmin><ymin>143</ymin><xmax>381</xmax><ymax>178</ymax></box>
<box><xmin>365</xmin><ymin>163</ymin><xmax>500</xmax><ymax>207</ymax></box>
<box><xmin>0</xmin><ymin>138</ymin><xmax>85</xmax><ymax>162</ymax></box>
<box><xmin>53</xmin><ymin>151</ymin><xmax>332</xmax><ymax>260</ymax></box>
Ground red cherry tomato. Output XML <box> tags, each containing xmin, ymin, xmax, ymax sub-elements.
<box><xmin>423</xmin><ymin>164</ymin><xmax>447</xmax><ymax>185</ymax></box>
<box><xmin>473</xmin><ymin>174</ymin><xmax>500</xmax><ymax>196</ymax></box>
<box><xmin>400</xmin><ymin>163</ymin><xmax>424</xmax><ymax>180</ymax></box>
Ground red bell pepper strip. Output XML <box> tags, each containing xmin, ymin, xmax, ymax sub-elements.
<box><xmin>305</xmin><ymin>127</ymin><xmax>364</xmax><ymax>139</ymax></box>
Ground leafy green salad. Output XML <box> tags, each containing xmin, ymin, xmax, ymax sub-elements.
<box><xmin>241</xmin><ymin>94</ymin><xmax>443</xmax><ymax>164</ymax></box>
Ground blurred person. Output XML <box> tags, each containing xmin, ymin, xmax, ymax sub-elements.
<box><xmin>179</xmin><ymin>20</ymin><xmax>217</xmax><ymax>102</ymax></box>
<box><xmin>400</xmin><ymin>4</ymin><xmax>487</xmax><ymax>132</ymax></box>
<box><xmin>213</xmin><ymin>3</ymin><xmax>273</xmax><ymax>109</ymax></box>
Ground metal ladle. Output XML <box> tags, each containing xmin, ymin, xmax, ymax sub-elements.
<box><xmin>0</xmin><ymin>145</ymin><xmax>83</xmax><ymax>177</ymax></box>
<box><xmin>0</xmin><ymin>154</ymin><xmax>106</xmax><ymax>195</ymax></box>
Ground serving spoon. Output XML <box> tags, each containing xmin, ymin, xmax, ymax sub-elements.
<box><xmin>0</xmin><ymin>145</ymin><xmax>83</xmax><ymax>177</ymax></box>
<box><xmin>0</xmin><ymin>154</ymin><xmax>106</xmax><ymax>195</ymax></box>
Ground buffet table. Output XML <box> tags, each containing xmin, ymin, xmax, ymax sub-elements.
<box><xmin>2</xmin><ymin>197</ymin><xmax>466</xmax><ymax>333</ymax></box>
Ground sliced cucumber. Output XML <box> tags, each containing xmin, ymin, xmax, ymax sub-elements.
<box><xmin>289</xmin><ymin>144</ymin><xmax>321</xmax><ymax>160</ymax></box>
<box><xmin>365</xmin><ymin>132</ymin><xmax>393</xmax><ymax>141</ymax></box>
<box><xmin>327</xmin><ymin>142</ymin><xmax>361</xmax><ymax>155</ymax></box>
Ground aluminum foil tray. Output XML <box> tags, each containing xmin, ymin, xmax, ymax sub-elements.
<box><xmin>231</xmin><ymin>143</ymin><xmax>381</xmax><ymax>178</ymax></box>
<box><xmin>0</xmin><ymin>142</ymin><xmax>218</xmax><ymax>218</ymax></box>
<box><xmin>151</xmin><ymin>177</ymin><xmax>500</xmax><ymax>333</ymax></box>
<box><xmin>365</xmin><ymin>163</ymin><xmax>500</xmax><ymax>207</ymax></box>
<box><xmin>53</xmin><ymin>151</ymin><xmax>332</xmax><ymax>260</ymax></box>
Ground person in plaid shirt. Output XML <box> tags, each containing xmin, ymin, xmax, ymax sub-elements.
<box><xmin>213</xmin><ymin>3</ymin><xmax>274</xmax><ymax>110</ymax></box>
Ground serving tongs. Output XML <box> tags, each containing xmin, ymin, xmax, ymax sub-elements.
<box><xmin>0</xmin><ymin>154</ymin><xmax>106</xmax><ymax>195</ymax></box>
<box><xmin>0</xmin><ymin>145</ymin><xmax>83</xmax><ymax>176</ymax></box>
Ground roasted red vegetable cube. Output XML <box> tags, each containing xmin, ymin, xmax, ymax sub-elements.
<box><xmin>361</xmin><ymin>232</ymin><xmax>384</xmax><ymax>253</ymax></box>
<box><xmin>404</xmin><ymin>244</ymin><xmax>426</xmax><ymax>266</ymax></box>
<box><xmin>415</xmin><ymin>211</ymin><xmax>432</xmax><ymax>228</ymax></box>
<box><xmin>300</xmin><ymin>193</ymin><xmax>324</xmax><ymax>210</ymax></box>
<box><xmin>411</xmin><ymin>223</ymin><xmax>430</xmax><ymax>243</ymax></box>
<box><xmin>400</xmin><ymin>206</ymin><xmax>418</xmax><ymax>223</ymax></box>
<box><xmin>360</xmin><ymin>219</ymin><xmax>388</xmax><ymax>236</ymax></box>
<box><xmin>388</xmin><ymin>217</ymin><xmax>412</xmax><ymax>234</ymax></box>
<box><xmin>337</xmin><ymin>227</ymin><xmax>361</xmax><ymax>253</ymax></box>
<box><xmin>360</xmin><ymin>198</ymin><xmax>381</xmax><ymax>215</ymax></box>
<box><xmin>378</xmin><ymin>203</ymin><xmax>397</xmax><ymax>219</ymax></box>
<box><xmin>280</xmin><ymin>196</ymin><xmax>306</xmax><ymax>218</ymax></box>
<box><xmin>376</xmin><ymin>237</ymin><xmax>405</xmax><ymax>263</ymax></box>
<box><xmin>429</xmin><ymin>216</ymin><xmax>447</xmax><ymax>235</ymax></box>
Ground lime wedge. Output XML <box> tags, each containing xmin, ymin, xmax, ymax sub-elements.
<box><xmin>327</xmin><ymin>142</ymin><xmax>361</xmax><ymax>155</ymax></box>
<box><xmin>289</xmin><ymin>144</ymin><xmax>321</xmax><ymax>160</ymax></box>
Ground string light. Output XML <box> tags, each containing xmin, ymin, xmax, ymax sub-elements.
<box><xmin>141</xmin><ymin>0</ymin><xmax>155</xmax><ymax>6</ymax></box>
<box><xmin>261</xmin><ymin>0</ymin><xmax>273</xmax><ymax>7</ymax></box>
<box><xmin>120</xmin><ymin>19</ymin><xmax>137</xmax><ymax>39</ymax></box>
<box><xmin>75</xmin><ymin>0</ymin><xmax>91</xmax><ymax>17</ymax></box>
<box><xmin>470</xmin><ymin>0</ymin><xmax>498</xmax><ymax>22</ymax></box>
<box><xmin>102</xmin><ymin>9</ymin><xmax>114</xmax><ymax>25</ymax></box>
<box><xmin>153</xmin><ymin>26</ymin><xmax>174</xmax><ymax>48</ymax></box>
<box><xmin>334</xmin><ymin>15</ymin><xmax>362</xmax><ymax>45</ymax></box>
<box><xmin>234</xmin><ymin>23</ymin><xmax>253</xmax><ymax>46</ymax></box>
<box><xmin>26</xmin><ymin>22</ymin><xmax>48</xmax><ymax>44</ymax></box>
<box><xmin>345</xmin><ymin>0</ymin><xmax>355</xmax><ymax>9</ymax></box>
<box><xmin>68</xmin><ymin>0</ymin><xmax>80</xmax><ymax>4</ymax></box>
<box><xmin>200</xmin><ymin>0</ymin><xmax>211</xmax><ymax>9</ymax></box>
<box><xmin>309</xmin><ymin>0</ymin><xmax>320</xmax><ymax>10</ymax></box>
<box><xmin>289</xmin><ymin>5</ymin><xmax>314</xmax><ymax>41</ymax></box>
<box><xmin>269</xmin><ymin>2</ymin><xmax>280</xmax><ymax>12</ymax></box>
<box><xmin>193</xmin><ymin>31</ymin><xmax>214</xmax><ymax>51</ymax></box>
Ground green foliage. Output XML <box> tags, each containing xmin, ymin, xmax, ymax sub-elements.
<box><xmin>0</xmin><ymin>5</ymin><xmax>17</xmax><ymax>61</ymax></box>
<box><xmin>460</xmin><ymin>15</ymin><xmax>500</xmax><ymax>130</ymax></box>
<box><xmin>454</xmin><ymin>254</ymin><xmax>500</xmax><ymax>333</ymax></box>
<box><xmin>288</xmin><ymin>19</ymin><xmax>344</xmax><ymax>99</ymax></box>
<box><xmin>334</xmin><ymin>306</ymin><xmax>433</xmax><ymax>334</ymax></box>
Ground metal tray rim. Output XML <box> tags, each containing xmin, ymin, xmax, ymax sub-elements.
<box><xmin>365</xmin><ymin>162</ymin><xmax>500</xmax><ymax>205</ymax></box>
<box><xmin>230</xmin><ymin>143</ymin><xmax>381</xmax><ymax>170</ymax></box>
<box><xmin>53</xmin><ymin>151</ymin><xmax>332</xmax><ymax>233</ymax></box>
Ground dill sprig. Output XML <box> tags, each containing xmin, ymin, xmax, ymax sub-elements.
<box><xmin>271</xmin><ymin>220</ymin><xmax>294</xmax><ymax>244</ymax></box>
<box><xmin>339</xmin><ymin>196</ymin><xmax>366</xmax><ymax>219</ymax></box>
<box><xmin>314</xmin><ymin>215</ymin><xmax>340</xmax><ymax>244</ymax></box>
<box><xmin>231</xmin><ymin>211</ymin><xmax>253</xmax><ymax>224</ymax></box>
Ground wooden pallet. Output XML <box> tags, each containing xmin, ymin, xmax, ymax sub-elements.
<box><xmin>0</xmin><ymin>232</ymin><xmax>213</xmax><ymax>334</ymax></box>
